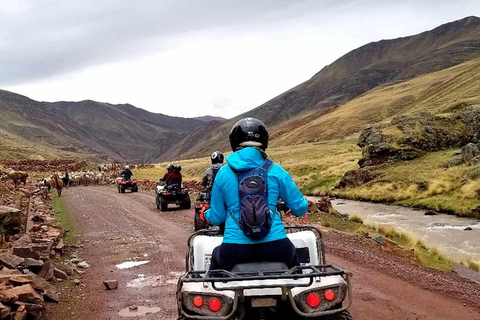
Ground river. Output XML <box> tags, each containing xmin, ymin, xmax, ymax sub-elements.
<box><xmin>330</xmin><ymin>199</ymin><xmax>480</xmax><ymax>264</ymax></box>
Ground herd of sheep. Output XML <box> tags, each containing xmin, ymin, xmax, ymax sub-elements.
<box><xmin>0</xmin><ymin>163</ymin><xmax>135</xmax><ymax>197</ymax></box>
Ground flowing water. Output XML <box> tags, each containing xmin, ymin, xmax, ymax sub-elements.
<box><xmin>330</xmin><ymin>199</ymin><xmax>480</xmax><ymax>264</ymax></box>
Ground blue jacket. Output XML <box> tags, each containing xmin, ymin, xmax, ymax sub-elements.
<box><xmin>205</xmin><ymin>147</ymin><xmax>308</xmax><ymax>244</ymax></box>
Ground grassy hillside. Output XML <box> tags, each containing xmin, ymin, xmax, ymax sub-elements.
<box><xmin>271</xmin><ymin>57</ymin><xmax>480</xmax><ymax>146</ymax></box>
<box><xmin>0</xmin><ymin>90</ymin><xmax>204</xmax><ymax>162</ymax></box>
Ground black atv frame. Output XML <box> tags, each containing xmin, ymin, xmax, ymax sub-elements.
<box><xmin>156</xmin><ymin>184</ymin><xmax>191</xmax><ymax>211</ymax></box>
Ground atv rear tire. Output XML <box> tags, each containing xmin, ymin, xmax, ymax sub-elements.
<box><xmin>319</xmin><ymin>310</ymin><xmax>353</xmax><ymax>320</ymax></box>
<box><xmin>160</xmin><ymin>198</ymin><xmax>168</xmax><ymax>211</ymax></box>
<box><xmin>181</xmin><ymin>195</ymin><xmax>191</xmax><ymax>209</ymax></box>
<box><xmin>132</xmin><ymin>185</ymin><xmax>138</xmax><ymax>192</ymax></box>
<box><xmin>121</xmin><ymin>186</ymin><xmax>126</xmax><ymax>193</ymax></box>
<box><xmin>194</xmin><ymin>212</ymin><xmax>208</xmax><ymax>231</ymax></box>
<box><xmin>156</xmin><ymin>195</ymin><xmax>160</xmax><ymax>209</ymax></box>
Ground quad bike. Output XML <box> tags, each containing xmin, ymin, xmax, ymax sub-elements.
<box><xmin>155</xmin><ymin>184</ymin><xmax>191</xmax><ymax>211</ymax></box>
<box><xmin>117</xmin><ymin>179</ymin><xmax>139</xmax><ymax>193</ymax></box>
<box><xmin>194</xmin><ymin>191</ymin><xmax>212</xmax><ymax>231</ymax></box>
<box><xmin>194</xmin><ymin>191</ymin><xmax>226</xmax><ymax>233</ymax></box>
<box><xmin>177</xmin><ymin>226</ymin><xmax>353</xmax><ymax>320</ymax></box>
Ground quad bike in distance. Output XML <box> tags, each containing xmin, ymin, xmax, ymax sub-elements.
<box><xmin>117</xmin><ymin>179</ymin><xmax>139</xmax><ymax>193</ymax></box>
<box><xmin>155</xmin><ymin>184</ymin><xmax>191</xmax><ymax>211</ymax></box>
<box><xmin>177</xmin><ymin>226</ymin><xmax>353</xmax><ymax>320</ymax></box>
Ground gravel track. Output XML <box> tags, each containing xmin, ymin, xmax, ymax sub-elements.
<box><xmin>46</xmin><ymin>186</ymin><xmax>480</xmax><ymax>320</ymax></box>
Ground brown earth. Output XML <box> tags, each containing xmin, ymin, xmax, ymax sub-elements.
<box><xmin>46</xmin><ymin>186</ymin><xmax>480</xmax><ymax>320</ymax></box>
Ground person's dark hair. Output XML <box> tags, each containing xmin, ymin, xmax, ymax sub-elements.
<box><xmin>210</xmin><ymin>151</ymin><xmax>224</xmax><ymax>164</ymax></box>
<box><xmin>229</xmin><ymin>118</ymin><xmax>269</xmax><ymax>151</ymax></box>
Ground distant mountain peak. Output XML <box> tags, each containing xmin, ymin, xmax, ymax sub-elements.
<box><xmin>193</xmin><ymin>115</ymin><xmax>226</xmax><ymax>123</ymax></box>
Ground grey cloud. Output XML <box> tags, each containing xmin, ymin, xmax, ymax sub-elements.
<box><xmin>0</xmin><ymin>0</ymin><xmax>318</xmax><ymax>86</ymax></box>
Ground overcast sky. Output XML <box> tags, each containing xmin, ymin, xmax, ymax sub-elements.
<box><xmin>1</xmin><ymin>1</ymin><xmax>479</xmax><ymax>118</ymax></box>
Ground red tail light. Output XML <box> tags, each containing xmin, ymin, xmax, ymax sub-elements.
<box><xmin>193</xmin><ymin>296</ymin><xmax>203</xmax><ymax>308</ymax></box>
<box><xmin>208</xmin><ymin>297</ymin><xmax>222</xmax><ymax>312</ymax></box>
<box><xmin>306</xmin><ymin>292</ymin><xmax>321</xmax><ymax>308</ymax></box>
<box><xmin>324</xmin><ymin>290</ymin><xmax>335</xmax><ymax>301</ymax></box>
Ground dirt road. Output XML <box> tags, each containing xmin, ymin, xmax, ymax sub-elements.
<box><xmin>47</xmin><ymin>186</ymin><xmax>480</xmax><ymax>320</ymax></box>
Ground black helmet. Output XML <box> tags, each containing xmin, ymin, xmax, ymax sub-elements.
<box><xmin>167</xmin><ymin>164</ymin><xmax>174</xmax><ymax>171</ymax></box>
<box><xmin>211</xmin><ymin>151</ymin><xmax>224</xmax><ymax>164</ymax></box>
<box><xmin>229</xmin><ymin>118</ymin><xmax>268</xmax><ymax>151</ymax></box>
<box><xmin>174</xmin><ymin>165</ymin><xmax>182</xmax><ymax>172</ymax></box>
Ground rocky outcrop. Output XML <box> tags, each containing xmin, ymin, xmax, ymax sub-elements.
<box><xmin>357</xmin><ymin>108</ymin><xmax>480</xmax><ymax>168</ymax></box>
<box><xmin>461</xmin><ymin>143</ymin><xmax>480</xmax><ymax>165</ymax></box>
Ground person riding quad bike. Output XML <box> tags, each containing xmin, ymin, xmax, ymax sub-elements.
<box><xmin>177</xmin><ymin>118</ymin><xmax>354</xmax><ymax>319</ymax></box>
<box><xmin>156</xmin><ymin>164</ymin><xmax>189</xmax><ymax>211</ymax></box>
<box><xmin>160</xmin><ymin>164</ymin><xmax>182</xmax><ymax>185</ymax></box>
<box><xmin>121</xmin><ymin>165</ymin><xmax>133</xmax><ymax>181</ymax></box>
<box><xmin>195</xmin><ymin>151</ymin><xmax>225</xmax><ymax>231</ymax></box>
<box><xmin>118</xmin><ymin>165</ymin><xmax>138</xmax><ymax>193</ymax></box>
<box><xmin>205</xmin><ymin>117</ymin><xmax>308</xmax><ymax>271</ymax></box>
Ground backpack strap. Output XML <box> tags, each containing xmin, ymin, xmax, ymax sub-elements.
<box><xmin>260</xmin><ymin>159</ymin><xmax>274</xmax><ymax>174</ymax></box>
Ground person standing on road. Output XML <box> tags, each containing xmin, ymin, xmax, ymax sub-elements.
<box><xmin>121</xmin><ymin>165</ymin><xmax>133</xmax><ymax>181</ymax></box>
<box><xmin>204</xmin><ymin>118</ymin><xmax>308</xmax><ymax>271</ymax></box>
<box><xmin>201</xmin><ymin>151</ymin><xmax>225</xmax><ymax>190</ymax></box>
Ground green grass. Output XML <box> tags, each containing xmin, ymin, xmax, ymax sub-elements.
<box><xmin>349</xmin><ymin>215</ymin><xmax>364</xmax><ymax>224</ymax></box>
<box><xmin>52</xmin><ymin>192</ymin><xmax>76</xmax><ymax>245</ymax></box>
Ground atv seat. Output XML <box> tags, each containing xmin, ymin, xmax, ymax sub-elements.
<box><xmin>231</xmin><ymin>262</ymin><xmax>288</xmax><ymax>273</ymax></box>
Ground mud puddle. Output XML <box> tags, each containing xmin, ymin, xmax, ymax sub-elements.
<box><xmin>118</xmin><ymin>306</ymin><xmax>161</xmax><ymax>317</ymax></box>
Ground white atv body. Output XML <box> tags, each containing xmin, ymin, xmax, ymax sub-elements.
<box><xmin>177</xmin><ymin>226</ymin><xmax>352</xmax><ymax>320</ymax></box>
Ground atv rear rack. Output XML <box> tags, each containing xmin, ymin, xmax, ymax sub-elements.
<box><xmin>181</xmin><ymin>264</ymin><xmax>346</xmax><ymax>291</ymax></box>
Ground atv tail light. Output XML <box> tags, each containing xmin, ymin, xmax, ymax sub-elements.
<box><xmin>193</xmin><ymin>296</ymin><xmax>203</xmax><ymax>308</ymax></box>
<box><xmin>208</xmin><ymin>297</ymin><xmax>222</xmax><ymax>312</ymax></box>
<box><xmin>324</xmin><ymin>290</ymin><xmax>335</xmax><ymax>301</ymax></box>
<box><xmin>306</xmin><ymin>292</ymin><xmax>321</xmax><ymax>308</ymax></box>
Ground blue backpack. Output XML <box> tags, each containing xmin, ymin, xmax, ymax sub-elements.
<box><xmin>230</xmin><ymin>159</ymin><xmax>274</xmax><ymax>239</ymax></box>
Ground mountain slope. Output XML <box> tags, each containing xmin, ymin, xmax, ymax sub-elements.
<box><xmin>166</xmin><ymin>16</ymin><xmax>480</xmax><ymax>159</ymax></box>
<box><xmin>0</xmin><ymin>90</ymin><xmax>204</xmax><ymax>162</ymax></box>
<box><xmin>271</xmin><ymin>57</ymin><xmax>480</xmax><ymax>145</ymax></box>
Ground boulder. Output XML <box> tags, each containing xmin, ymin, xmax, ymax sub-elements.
<box><xmin>13</xmin><ymin>304</ymin><xmax>26</xmax><ymax>320</ymax></box>
<box><xmin>28</xmin><ymin>273</ymin><xmax>58</xmax><ymax>302</ymax></box>
<box><xmin>103</xmin><ymin>280</ymin><xmax>118</xmax><ymax>290</ymax></box>
<box><xmin>37</xmin><ymin>261</ymin><xmax>54</xmax><ymax>281</ymax></box>
<box><xmin>336</xmin><ymin>169</ymin><xmax>376</xmax><ymax>188</ymax></box>
<box><xmin>5</xmin><ymin>284</ymin><xmax>43</xmax><ymax>304</ymax></box>
<box><xmin>0</xmin><ymin>303</ymin><xmax>10</xmax><ymax>319</ymax></box>
<box><xmin>0</xmin><ymin>254</ymin><xmax>24</xmax><ymax>270</ymax></box>
<box><xmin>12</xmin><ymin>246</ymin><xmax>40</xmax><ymax>260</ymax></box>
<box><xmin>0</xmin><ymin>206</ymin><xmax>22</xmax><ymax>235</ymax></box>
<box><xmin>53</xmin><ymin>268</ymin><xmax>67</xmax><ymax>280</ymax></box>
<box><xmin>22</xmin><ymin>303</ymin><xmax>44</xmax><ymax>318</ymax></box>
<box><xmin>20</xmin><ymin>259</ymin><xmax>43</xmax><ymax>269</ymax></box>
<box><xmin>461</xmin><ymin>143</ymin><xmax>480</xmax><ymax>164</ymax></box>
<box><xmin>316</xmin><ymin>197</ymin><xmax>334</xmax><ymax>213</ymax></box>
